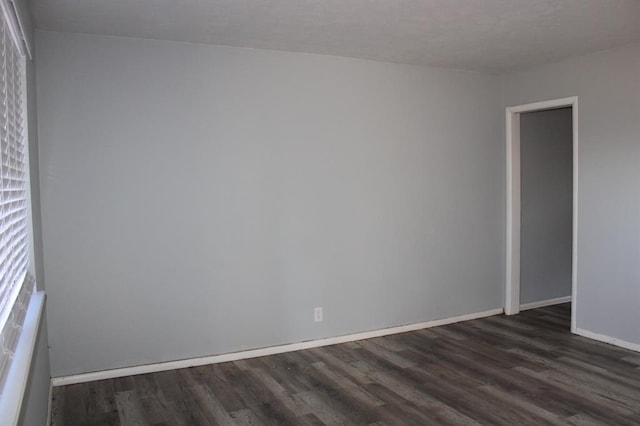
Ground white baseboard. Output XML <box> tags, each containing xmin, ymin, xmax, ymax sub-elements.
<box><xmin>51</xmin><ymin>307</ymin><xmax>504</xmax><ymax>387</ymax></box>
<box><xmin>576</xmin><ymin>328</ymin><xmax>640</xmax><ymax>353</ymax></box>
<box><xmin>520</xmin><ymin>295</ymin><xmax>571</xmax><ymax>311</ymax></box>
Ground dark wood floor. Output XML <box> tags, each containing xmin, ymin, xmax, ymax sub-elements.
<box><xmin>50</xmin><ymin>304</ymin><xmax>640</xmax><ymax>425</ymax></box>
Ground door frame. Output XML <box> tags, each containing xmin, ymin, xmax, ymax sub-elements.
<box><xmin>505</xmin><ymin>96</ymin><xmax>578</xmax><ymax>333</ymax></box>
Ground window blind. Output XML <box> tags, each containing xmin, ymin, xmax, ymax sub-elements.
<box><xmin>0</xmin><ymin>4</ymin><xmax>29</xmax><ymax>396</ymax></box>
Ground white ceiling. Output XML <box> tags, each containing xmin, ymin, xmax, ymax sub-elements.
<box><xmin>30</xmin><ymin>0</ymin><xmax>640</xmax><ymax>73</ymax></box>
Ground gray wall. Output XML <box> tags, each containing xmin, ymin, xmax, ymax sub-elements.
<box><xmin>18</xmin><ymin>314</ymin><xmax>50</xmax><ymax>426</ymax></box>
<box><xmin>504</xmin><ymin>42</ymin><xmax>640</xmax><ymax>344</ymax></box>
<box><xmin>36</xmin><ymin>31</ymin><xmax>504</xmax><ymax>377</ymax></box>
<box><xmin>520</xmin><ymin>108</ymin><xmax>572</xmax><ymax>305</ymax></box>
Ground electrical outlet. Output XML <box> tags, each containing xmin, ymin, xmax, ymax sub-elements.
<box><xmin>314</xmin><ymin>307</ymin><xmax>323</xmax><ymax>322</ymax></box>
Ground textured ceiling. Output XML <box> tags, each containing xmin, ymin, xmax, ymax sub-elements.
<box><xmin>30</xmin><ymin>0</ymin><xmax>640</xmax><ymax>73</ymax></box>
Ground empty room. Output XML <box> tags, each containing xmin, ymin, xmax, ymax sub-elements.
<box><xmin>1</xmin><ymin>0</ymin><xmax>640</xmax><ymax>425</ymax></box>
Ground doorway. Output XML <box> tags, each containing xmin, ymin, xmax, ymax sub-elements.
<box><xmin>505</xmin><ymin>97</ymin><xmax>578</xmax><ymax>333</ymax></box>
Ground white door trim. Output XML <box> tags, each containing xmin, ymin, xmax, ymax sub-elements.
<box><xmin>505</xmin><ymin>96</ymin><xmax>578</xmax><ymax>333</ymax></box>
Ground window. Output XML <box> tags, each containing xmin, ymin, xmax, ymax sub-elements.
<box><xmin>0</xmin><ymin>1</ymin><xmax>31</xmax><ymax>395</ymax></box>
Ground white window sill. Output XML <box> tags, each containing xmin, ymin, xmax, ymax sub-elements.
<box><xmin>0</xmin><ymin>291</ymin><xmax>46</xmax><ymax>426</ymax></box>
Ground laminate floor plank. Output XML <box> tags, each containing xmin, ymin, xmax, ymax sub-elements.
<box><xmin>363</xmin><ymin>383</ymin><xmax>444</xmax><ymax>425</ymax></box>
<box><xmin>50</xmin><ymin>304</ymin><xmax>640</xmax><ymax>425</ymax></box>
<box><xmin>114</xmin><ymin>390</ymin><xmax>149</xmax><ymax>426</ymax></box>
